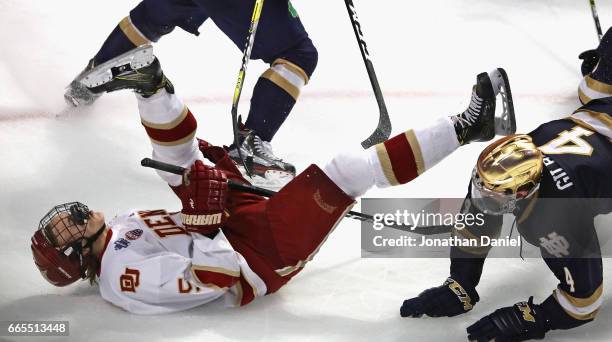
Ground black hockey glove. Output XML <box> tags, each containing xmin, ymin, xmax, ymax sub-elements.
<box><xmin>467</xmin><ymin>297</ymin><xmax>550</xmax><ymax>342</ymax></box>
<box><xmin>579</xmin><ymin>49</ymin><xmax>599</xmax><ymax>76</ymax></box>
<box><xmin>400</xmin><ymin>278</ymin><xmax>479</xmax><ymax>318</ymax></box>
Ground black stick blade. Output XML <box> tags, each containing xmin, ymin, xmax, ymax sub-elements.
<box><xmin>360</xmin><ymin>112</ymin><xmax>392</xmax><ymax>148</ymax></box>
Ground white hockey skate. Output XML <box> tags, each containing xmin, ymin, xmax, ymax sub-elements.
<box><xmin>227</xmin><ymin>127</ymin><xmax>296</xmax><ymax>191</ymax></box>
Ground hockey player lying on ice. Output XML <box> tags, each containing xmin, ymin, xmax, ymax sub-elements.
<box><xmin>31</xmin><ymin>63</ymin><xmax>514</xmax><ymax>314</ymax></box>
<box><xmin>400</xmin><ymin>28</ymin><xmax>612</xmax><ymax>342</ymax></box>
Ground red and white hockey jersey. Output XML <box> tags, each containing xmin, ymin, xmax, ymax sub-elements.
<box><xmin>97</xmin><ymin>209</ymin><xmax>267</xmax><ymax>314</ymax></box>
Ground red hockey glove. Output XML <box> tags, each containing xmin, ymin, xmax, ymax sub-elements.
<box><xmin>178</xmin><ymin>160</ymin><xmax>229</xmax><ymax>234</ymax></box>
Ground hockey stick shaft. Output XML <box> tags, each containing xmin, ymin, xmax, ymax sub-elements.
<box><xmin>590</xmin><ymin>0</ymin><xmax>603</xmax><ymax>41</ymax></box>
<box><xmin>344</xmin><ymin>0</ymin><xmax>392</xmax><ymax>149</ymax></box>
<box><xmin>230</xmin><ymin>0</ymin><xmax>265</xmax><ymax>176</ymax></box>
<box><xmin>141</xmin><ymin>157</ymin><xmax>451</xmax><ymax>235</ymax></box>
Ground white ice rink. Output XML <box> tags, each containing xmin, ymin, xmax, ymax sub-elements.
<box><xmin>1</xmin><ymin>0</ymin><xmax>611</xmax><ymax>341</ymax></box>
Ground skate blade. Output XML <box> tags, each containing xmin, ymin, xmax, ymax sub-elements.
<box><xmin>236</xmin><ymin>165</ymin><xmax>294</xmax><ymax>192</ymax></box>
<box><xmin>65</xmin><ymin>94</ymin><xmax>79</xmax><ymax>107</ymax></box>
<box><xmin>491</xmin><ymin>68</ymin><xmax>517</xmax><ymax>135</ymax></box>
<box><xmin>64</xmin><ymin>81</ymin><xmax>102</xmax><ymax>107</ymax></box>
<box><xmin>75</xmin><ymin>44</ymin><xmax>155</xmax><ymax>89</ymax></box>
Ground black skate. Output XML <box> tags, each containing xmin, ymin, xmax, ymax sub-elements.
<box><xmin>64</xmin><ymin>45</ymin><xmax>174</xmax><ymax>106</ymax></box>
<box><xmin>452</xmin><ymin>68</ymin><xmax>515</xmax><ymax>145</ymax></box>
<box><xmin>226</xmin><ymin>127</ymin><xmax>296</xmax><ymax>191</ymax></box>
<box><xmin>578</xmin><ymin>29</ymin><xmax>612</xmax><ymax>104</ymax></box>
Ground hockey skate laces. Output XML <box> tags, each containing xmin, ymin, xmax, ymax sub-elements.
<box><xmin>252</xmin><ymin>135</ymin><xmax>282</xmax><ymax>161</ymax></box>
<box><xmin>457</xmin><ymin>89</ymin><xmax>482</xmax><ymax>128</ymax></box>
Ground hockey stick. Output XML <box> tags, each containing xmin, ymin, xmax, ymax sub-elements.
<box><xmin>344</xmin><ymin>0</ymin><xmax>392</xmax><ymax>149</ymax></box>
<box><xmin>230</xmin><ymin>0</ymin><xmax>265</xmax><ymax>177</ymax></box>
<box><xmin>590</xmin><ymin>0</ymin><xmax>603</xmax><ymax>41</ymax></box>
<box><xmin>141</xmin><ymin>157</ymin><xmax>452</xmax><ymax>235</ymax></box>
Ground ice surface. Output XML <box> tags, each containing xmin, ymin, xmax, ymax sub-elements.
<box><xmin>1</xmin><ymin>0</ymin><xmax>611</xmax><ymax>341</ymax></box>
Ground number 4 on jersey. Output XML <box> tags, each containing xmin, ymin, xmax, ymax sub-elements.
<box><xmin>539</xmin><ymin>126</ymin><xmax>594</xmax><ymax>156</ymax></box>
<box><xmin>564</xmin><ymin>267</ymin><xmax>576</xmax><ymax>293</ymax></box>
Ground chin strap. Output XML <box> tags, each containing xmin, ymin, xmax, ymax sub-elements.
<box><xmin>85</xmin><ymin>224</ymin><xmax>107</xmax><ymax>250</ymax></box>
<box><xmin>70</xmin><ymin>224</ymin><xmax>107</xmax><ymax>278</ymax></box>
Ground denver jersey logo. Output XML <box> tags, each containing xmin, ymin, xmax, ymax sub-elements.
<box><xmin>120</xmin><ymin>268</ymin><xmax>140</xmax><ymax>292</ymax></box>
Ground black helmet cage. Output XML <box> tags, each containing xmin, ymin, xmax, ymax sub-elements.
<box><xmin>38</xmin><ymin>202</ymin><xmax>91</xmax><ymax>246</ymax></box>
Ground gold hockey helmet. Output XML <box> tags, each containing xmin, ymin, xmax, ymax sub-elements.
<box><xmin>471</xmin><ymin>134</ymin><xmax>544</xmax><ymax>214</ymax></box>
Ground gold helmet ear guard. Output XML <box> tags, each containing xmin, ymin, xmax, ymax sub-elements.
<box><xmin>471</xmin><ymin>134</ymin><xmax>544</xmax><ymax>215</ymax></box>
